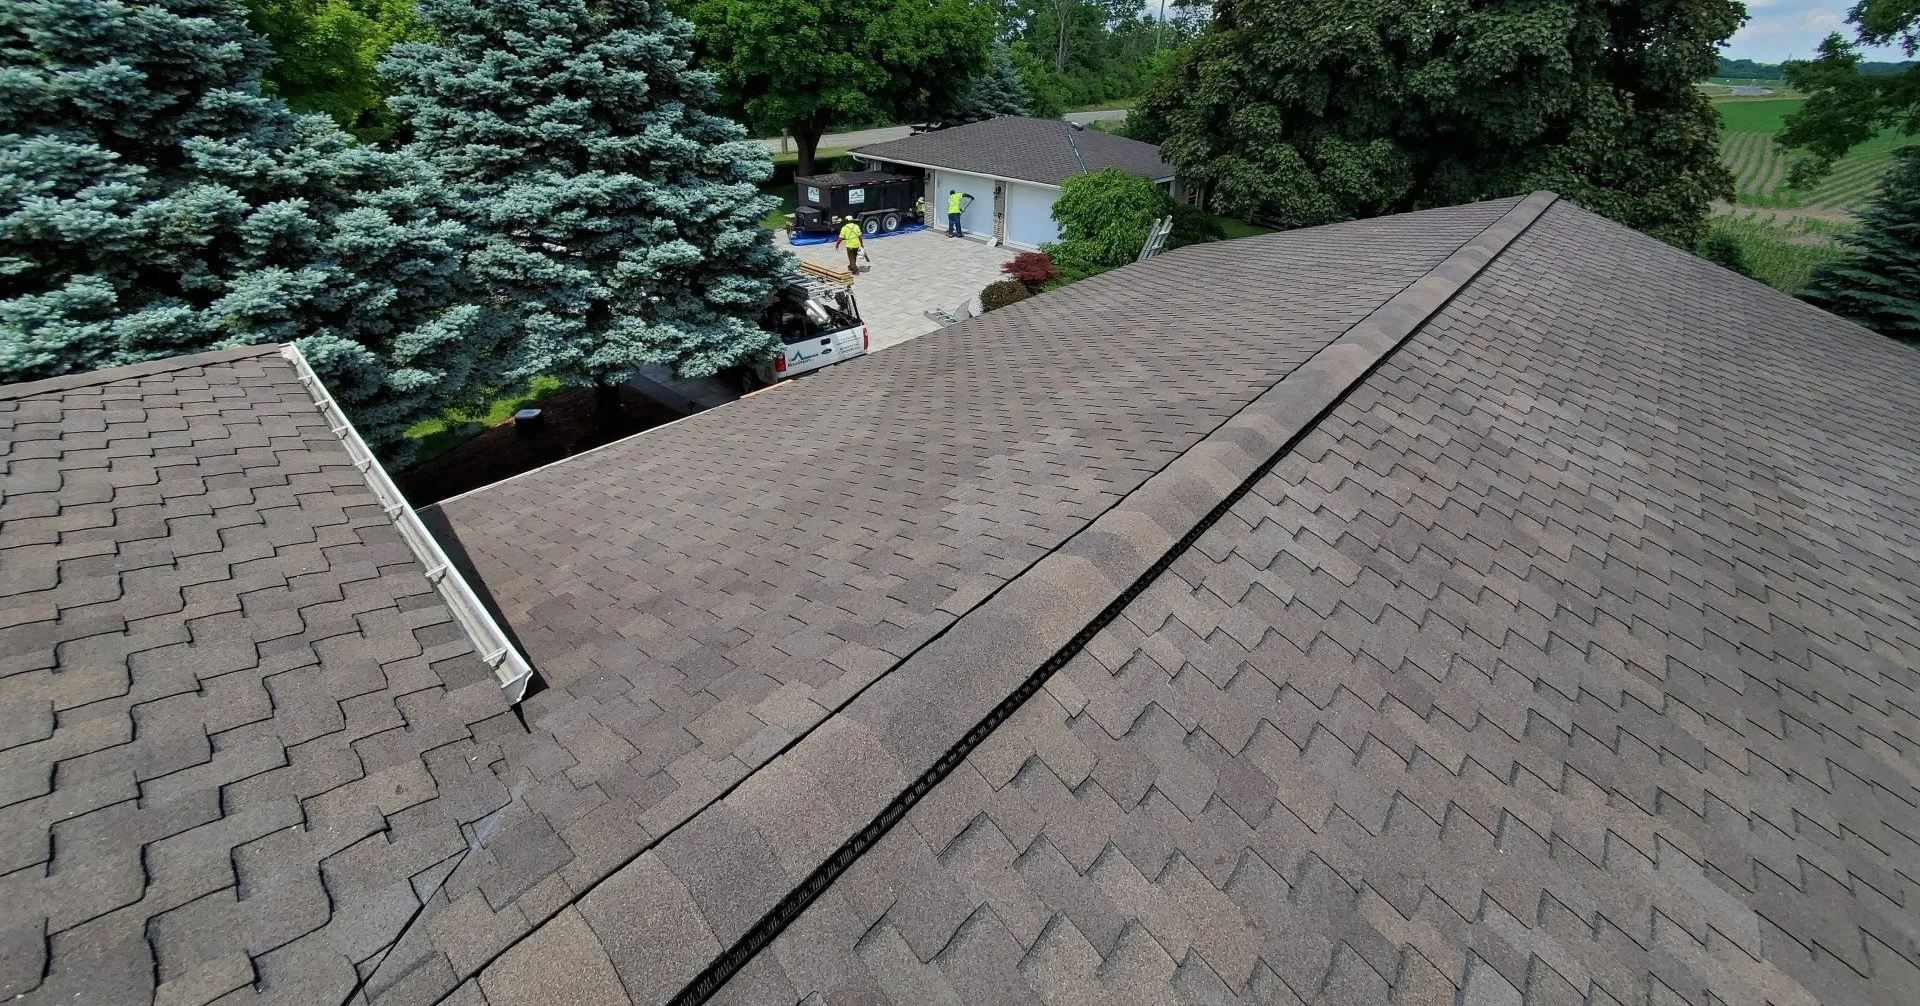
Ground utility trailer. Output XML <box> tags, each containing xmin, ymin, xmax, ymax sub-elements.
<box><xmin>790</xmin><ymin>170</ymin><xmax>922</xmax><ymax>237</ymax></box>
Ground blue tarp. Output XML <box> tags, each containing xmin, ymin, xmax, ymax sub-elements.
<box><xmin>788</xmin><ymin>222</ymin><xmax>928</xmax><ymax>246</ymax></box>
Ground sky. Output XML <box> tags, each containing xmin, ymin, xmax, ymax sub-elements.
<box><xmin>1724</xmin><ymin>0</ymin><xmax>1911</xmax><ymax>63</ymax></box>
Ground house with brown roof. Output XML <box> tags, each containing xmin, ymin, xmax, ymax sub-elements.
<box><xmin>851</xmin><ymin>115</ymin><xmax>1177</xmax><ymax>248</ymax></box>
<box><xmin>6</xmin><ymin>193</ymin><xmax>1920</xmax><ymax>1006</ymax></box>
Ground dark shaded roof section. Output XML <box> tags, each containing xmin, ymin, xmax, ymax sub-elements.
<box><xmin>852</xmin><ymin>116</ymin><xmax>1175</xmax><ymax>186</ymax></box>
<box><xmin>0</xmin><ymin>348</ymin><xmax>519</xmax><ymax>1005</ymax></box>
<box><xmin>395</xmin><ymin>198</ymin><xmax>1524</xmax><ymax>1000</ymax></box>
<box><xmin>703</xmin><ymin>203</ymin><xmax>1920</xmax><ymax>1005</ymax></box>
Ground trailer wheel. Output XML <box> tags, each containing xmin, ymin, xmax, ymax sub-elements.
<box><xmin>880</xmin><ymin>212</ymin><xmax>901</xmax><ymax>232</ymax></box>
<box><xmin>861</xmin><ymin>215</ymin><xmax>882</xmax><ymax>236</ymax></box>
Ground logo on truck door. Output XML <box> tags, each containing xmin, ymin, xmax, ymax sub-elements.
<box><xmin>806</xmin><ymin>186</ymin><xmax>821</xmax><ymax>204</ymax></box>
<box><xmin>848</xmin><ymin>188</ymin><xmax>866</xmax><ymax>205</ymax></box>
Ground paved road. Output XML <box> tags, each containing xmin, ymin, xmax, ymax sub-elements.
<box><xmin>758</xmin><ymin>109</ymin><xmax>1132</xmax><ymax>155</ymax></box>
<box><xmin>1063</xmin><ymin>108</ymin><xmax>1129</xmax><ymax>124</ymax></box>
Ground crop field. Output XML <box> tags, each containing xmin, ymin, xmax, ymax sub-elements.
<box><xmin>1706</xmin><ymin>211</ymin><xmax>1853</xmax><ymax>294</ymax></box>
<box><xmin>1718</xmin><ymin>97</ymin><xmax>1908</xmax><ymax>213</ymax></box>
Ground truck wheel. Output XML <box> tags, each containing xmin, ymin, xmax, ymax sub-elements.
<box><xmin>881</xmin><ymin>212</ymin><xmax>901</xmax><ymax>232</ymax></box>
<box><xmin>862</xmin><ymin>215</ymin><xmax>881</xmax><ymax>236</ymax></box>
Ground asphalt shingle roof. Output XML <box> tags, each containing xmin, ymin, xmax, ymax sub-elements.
<box><xmin>851</xmin><ymin>115</ymin><xmax>1175</xmax><ymax>186</ymax></box>
<box><xmin>8</xmin><ymin>191</ymin><xmax>1920</xmax><ymax>1006</ymax></box>
<box><xmin>0</xmin><ymin>346</ymin><xmax>518</xmax><ymax>1004</ymax></box>
<box><xmin>690</xmin><ymin>198</ymin><xmax>1920</xmax><ymax>1006</ymax></box>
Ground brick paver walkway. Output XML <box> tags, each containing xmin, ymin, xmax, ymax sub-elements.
<box><xmin>791</xmin><ymin>229</ymin><xmax>1016</xmax><ymax>352</ymax></box>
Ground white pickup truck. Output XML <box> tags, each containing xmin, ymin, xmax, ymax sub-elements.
<box><xmin>743</xmin><ymin>279</ymin><xmax>868</xmax><ymax>389</ymax></box>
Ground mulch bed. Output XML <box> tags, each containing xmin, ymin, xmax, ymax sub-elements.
<box><xmin>394</xmin><ymin>384</ymin><xmax>681</xmax><ymax>507</ymax></box>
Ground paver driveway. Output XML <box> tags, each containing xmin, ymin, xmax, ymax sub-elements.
<box><xmin>790</xmin><ymin>229</ymin><xmax>1017</xmax><ymax>351</ymax></box>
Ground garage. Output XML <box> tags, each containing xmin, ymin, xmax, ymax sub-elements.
<box><xmin>852</xmin><ymin>116</ymin><xmax>1174</xmax><ymax>250</ymax></box>
<box><xmin>1004</xmin><ymin>181</ymin><xmax>1060</xmax><ymax>248</ymax></box>
<box><xmin>933</xmin><ymin>169</ymin><xmax>995</xmax><ymax>238</ymax></box>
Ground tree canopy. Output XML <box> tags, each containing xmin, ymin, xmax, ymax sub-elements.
<box><xmin>243</xmin><ymin>0</ymin><xmax>425</xmax><ymax>140</ymax></box>
<box><xmin>996</xmin><ymin>0</ymin><xmax>1200</xmax><ymax>117</ymax></box>
<box><xmin>384</xmin><ymin>0</ymin><xmax>789</xmax><ymax>404</ymax></box>
<box><xmin>1</xmin><ymin>0</ymin><xmax>489</xmax><ymax>455</ymax></box>
<box><xmin>1135</xmin><ymin>0</ymin><xmax>1742</xmax><ymax>247</ymax></box>
<box><xmin>1779</xmin><ymin>1</ymin><xmax>1919</xmax><ymax>185</ymax></box>
<box><xmin>682</xmin><ymin>0</ymin><xmax>995</xmax><ymax>175</ymax></box>
<box><xmin>1801</xmin><ymin>144</ymin><xmax>1920</xmax><ymax>340</ymax></box>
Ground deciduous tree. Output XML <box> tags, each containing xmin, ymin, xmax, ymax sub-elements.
<box><xmin>243</xmin><ymin>0</ymin><xmax>426</xmax><ymax>140</ymax></box>
<box><xmin>0</xmin><ymin>0</ymin><xmax>489</xmax><ymax>456</ymax></box>
<box><xmin>384</xmin><ymin>0</ymin><xmax>789</xmax><ymax>416</ymax></box>
<box><xmin>1779</xmin><ymin>1</ymin><xmax>1919</xmax><ymax>185</ymax></box>
<box><xmin>683</xmin><ymin>0</ymin><xmax>995</xmax><ymax>175</ymax></box>
<box><xmin>1137</xmin><ymin>0</ymin><xmax>1743</xmax><ymax>247</ymax></box>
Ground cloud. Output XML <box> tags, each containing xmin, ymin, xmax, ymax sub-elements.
<box><xmin>1724</xmin><ymin>0</ymin><xmax>1911</xmax><ymax>62</ymax></box>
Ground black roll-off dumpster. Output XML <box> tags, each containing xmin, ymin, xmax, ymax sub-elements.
<box><xmin>792</xmin><ymin>171</ymin><xmax>922</xmax><ymax>236</ymax></box>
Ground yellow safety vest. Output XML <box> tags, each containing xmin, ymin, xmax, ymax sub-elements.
<box><xmin>947</xmin><ymin>192</ymin><xmax>962</xmax><ymax>214</ymax></box>
<box><xmin>839</xmin><ymin>222</ymin><xmax>861</xmax><ymax>248</ymax></box>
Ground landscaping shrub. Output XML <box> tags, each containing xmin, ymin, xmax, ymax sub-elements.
<box><xmin>1042</xmin><ymin>168</ymin><xmax>1220</xmax><ymax>284</ymax></box>
<box><xmin>1002</xmin><ymin>251</ymin><xmax>1059</xmax><ymax>292</ymax></box>
<box><xmin>979</xmin><ymin>279</ymin><xmax>1031</xmax><ymax>312</ymax></box>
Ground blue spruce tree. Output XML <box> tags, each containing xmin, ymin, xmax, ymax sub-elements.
<box><xmin>382</xmin><ymin>0</ymin><xmax>789</xmax><ymax>412</ymax></box>
<box><xmin>0</xmin><ymin>0</ymin><xmax>495</xmax><ymax>456</ymax></box>
<box><xmin>943</xmin><ymin>40</ymin><xmax>1031</xmax><ymax>124</ymax></box>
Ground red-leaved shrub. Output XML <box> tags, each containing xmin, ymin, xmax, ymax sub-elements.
<box><xmin>1001</xmin><ymin>250</ymin><xmax>1058</xmax><ymax>292</ymax></box>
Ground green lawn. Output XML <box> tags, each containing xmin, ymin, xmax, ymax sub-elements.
<box><xmin>769</xmin><ymin>147</ymin><xmax>850</xmax><ymax>168</ymax></box>
<box><xmin>1215</xmin><ymin>215</ymin><xmax>1275</xmax><ymax>240</ymax></box>
<box><xmin>760</xmin><ymin>184</ymin><xmax>798</xmax><ymax>230</ymax></box>
<box><xmin>402</xmin><ymin>375</ymin><xmax>563</xmax><ymax>466</ymax></box>
<box><xmin>1716</xmin><ymin>97</ymin><xmax>1803</xmax><ymax>133</ymax></box>
<box><xmin>1069</xmin><ymin>98</ymin><xmax>1136</xmax><ymax>112</ymax></box>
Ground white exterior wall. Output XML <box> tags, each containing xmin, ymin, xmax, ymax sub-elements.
<box><xmin>933</xmin><ymin>170</ymin><xmax>995</xmax><ymax>238</ymax></box>
<box><xmin>1004</xmin><ymin>181</ymin><xmax>1061</xmax><ymax>249</ymax></box>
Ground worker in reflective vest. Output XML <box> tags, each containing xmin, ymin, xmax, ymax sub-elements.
<box><xmin>946</xmin><ymin>189</ymin><xmax>965</xmax><ymax>238</ymax></box>
<box><xmin>835</xmin><ymin>217</ymin><xmax>863</xmax><ymax>273</ymax></box>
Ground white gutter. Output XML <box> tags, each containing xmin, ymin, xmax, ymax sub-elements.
<box><xmin>279</xmin><ymin>343</ymin><xmax>535</xmax><ymax>704</ymax></box>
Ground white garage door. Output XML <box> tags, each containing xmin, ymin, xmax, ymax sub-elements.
<box><xmin>1004</xmin><ymin>182</ymin><xmax>1060</xmax><ymax>249</ymax></box>
<box><xmin>934</xmin><ymin>170</ymin><xmax>994</xmax><ymax>239</ymax></box>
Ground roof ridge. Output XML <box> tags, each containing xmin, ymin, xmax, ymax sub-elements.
<box><xmin>438</xmin><ymin>193</ymin><xmax>1556</xmax><ymax>1004</ymax></box>
<box><xmin>658</xmin><ymin>189</ymin><xmax>1559</xmax><ymax>1005</ymax></box>
<box><xmin>0</xmin><ymin>343</ymin><xmax>283</xmax><ymax>401</ymax></box>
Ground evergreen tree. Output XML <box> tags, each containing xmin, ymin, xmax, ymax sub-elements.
<box><xmin>944</xmin><ymin>41</ymin><xmax>1032</xmax><ymax>124</ymax></box>
<box><xmin>1802</xmin><ymin>146</ymin><xmax>1920</xmax><ymax>341</ymax></box>
<box><xmin>0</xmin><ymin>0</ymin><xmax>489</xmax><ymax>456</ymax></box>
<box><xmin>1138</xmin><ymin>0</ymin><xmax>1742</xmax><ymax>247</ymax></box>
<box><xmin>384</xmin><ymin>0</ymin><xmax>789</xmax><ymax>409</ymax></box>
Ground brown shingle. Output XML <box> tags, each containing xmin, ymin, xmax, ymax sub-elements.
<box><xmin>697</xmin><ymin>200</ymin><xmax>1920</xmax><ymax>1006</ymax></box>
<box><xmin>0</xmin><ymin>348</ymin><xmax>515</xmax><ymax>1004</ymax></box>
